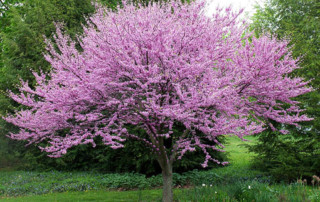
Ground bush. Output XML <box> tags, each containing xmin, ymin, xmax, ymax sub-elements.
<box><xmin>180</xmin><ymin>180</ymin><xmax>320</xmax><ymax>202</ymax></box>
<box><xmin>0</xmin><ymin>169</ymin><xmax>271</xmax><ymax>197</ymax></box>
<box><xmin>2</xmin><ymin>170</ymin><xmax>318</xmax><ymax>201</ymax></box>
<box><xmin>248</xmin><ymin>128</ymin><xmax>320</xmax><ymax>182</ymax></box>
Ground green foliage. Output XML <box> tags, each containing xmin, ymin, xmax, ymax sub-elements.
<box><xmin>1</xmin><ymin>171</ymin><xmax>319</xmax><ymax>201</ymax></box>
<box><xmin>1</xmin><ymin>189</ymin><xmax>167</xmax><ymax>202</ymax></box>
<box><xmin>18</xmin><ymin>125</ymin><xmax>227</xmax><ymax>175</ymax></box>
<box><xmin>249</xmin><ymin>0</ymin><xmax>320</xmax><ymax>182</ymax></box>
<box><xmin>0</xmin><ymin>135</ymin><xmax>263</xmax><ymax>198</ymax></box>
<box><xmin>0</xmin><ymin>169</ymin><xmax>269</xmax><ymax>198</ymax></box>
<box><xmin>3</xmin><ymin>134</ymin><xmax>318</xmax><ymax>201</ymax></box>
<box><xmin>249</xmin><ymin>130</ymin><xmax>320</xmax><ymax>182</ymax></box>
<box><xmin>180</xmin><ymin>181</ymin><xmax>320</xmax><ymax>202</ymax></box>
<box><xmin>0</xmin><ymin>0</ymin><xmax>119</xmax><ymax>170</ymax></box>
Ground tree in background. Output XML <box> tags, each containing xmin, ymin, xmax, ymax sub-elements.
<box><xmin>249</xmin><ymin>0</ymin><xmax>320</xmax><ymax>181</ymax></box>
<box><xmin>0</xmin><ymin>0</ymin><xmax>26</xmax><ymax>167</ymax></box>
<box><xmin>0</xmin><ymin>0</ymin><xmax>118</xmax><ymax>168</ymax></box>
<box><xmin>4</xmin><ymin>1</ymin><xmax>312</xmax><ymax>201</ymax></box>
<box><xmin>0</xmin><ymin>0</ymin><xmax>110</xmax><ymax>113</ymax></box>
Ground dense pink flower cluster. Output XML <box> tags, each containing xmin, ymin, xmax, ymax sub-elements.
<box><xmin>4</xmin><ymin>1</ymin><xmax>311</xmax><ymax>167</ymax></box>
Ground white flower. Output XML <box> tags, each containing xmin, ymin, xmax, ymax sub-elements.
<box><xmin>210</xmin><ymin>184</ymin><xmax>212</xmax><ymax>187</ymax></box>
<box><xmin>248</xmin><ymin>185</ymin><xmax>251</xmax><ymax>189</ymax></box>
<box><xmin>202</xmin><ymin>184</ymin><xmax>206</xmax><ymax>187</ymax></box>
<box><xmin>215</xmin><ymin>191</ymin><xmax>217</xmax><ymax>194</ymax></box>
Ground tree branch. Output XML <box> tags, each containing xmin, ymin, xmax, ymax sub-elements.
<box><xmin>0</xmin><ymin>0</ymin><xmax>9</xmax><ymax>11</ymax></box>
<box><xmin>169</xmin><ymin>129</ymin><xmax>190</xmax><ymax>164</ymax></box>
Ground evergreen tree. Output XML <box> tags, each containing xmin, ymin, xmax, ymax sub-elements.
<box><xmin>249</xmin><ymin>0</ymin><xmax>320</xmax><ymax>182</ymax></box>
<box><xmin>0</xmin><ymin>0</ymin><xmax>115</xmax><ymax>168</ymax></box>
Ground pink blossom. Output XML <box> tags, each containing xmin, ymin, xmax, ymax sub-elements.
<box><xmin>4</xmin><ymin>1</ymin><xmax>311</xmax><ymax>167</ymax></box>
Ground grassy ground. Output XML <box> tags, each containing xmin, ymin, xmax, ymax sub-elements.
<box><xmin>1</xmin><ymin>189</ymin><xmax>165</xmax><ymax>202</ymax></box>
<box><xmin>1</xmin><ymin>135</ymin><xmax>319</xmax><ymax>201</ymax></box>
<box><xmin>224</xmin><ymin>135</ymin><xmax>257</xmax><ymax>166</ymax></box>
<box><xmin>214</xmin><ymin>135</ymin><xmax>260</xmax><ymax>176</ymax></box>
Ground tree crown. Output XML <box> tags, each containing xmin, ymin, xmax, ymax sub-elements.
<box><xmin>4</xmin><ymin>0</ymin><xmax>311</xmax><ymax>167</ymax></box>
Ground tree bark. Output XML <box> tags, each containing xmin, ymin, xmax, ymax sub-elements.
<box><xmin>162</xmin><ymin>163</ymin><xmax>173</xmax><ymax>202</ymax></box>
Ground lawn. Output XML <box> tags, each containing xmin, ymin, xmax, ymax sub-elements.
<box><xmin>214</xmin><ymin>135</ymin><xmax>260</xmax><ymax>176</ymax></box>
<box><xmin>1</xmin><ymin>190</ymin><xmax>165</xmax><ymax>202</ymax></box>
<box><xmin>1</xmin><ymin>135</ymin><xmax>319</xmax><ymax>201</ymax></box>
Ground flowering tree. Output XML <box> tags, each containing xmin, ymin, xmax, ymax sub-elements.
<box><xmin>4</xmin><ymin>1</ymin><xmax>312</xmax><ymax>201</ymax></box>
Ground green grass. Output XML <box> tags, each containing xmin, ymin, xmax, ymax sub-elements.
<box><xmin>1</xmin><ymin>189</ymin><xmax>165</xmax><ymax>202</ymax></box>
<box><xmin>224</xmin><ymin>135</ymin><xmax>257</xmax><ymax>166</ymax></box>
<box><xmin>214</xmin><ymin>135</ymin><xmax>261</xmax><ymax>176</ymax></box>
<box><xmin>1</xmin><ymin>135</ymin><xmax>319</xmax><ymax>201</ymax></box>
<box><xmin>2</xmin><ymin>183</ymin><xmax>319</xmax><ymax>202</ymax></box>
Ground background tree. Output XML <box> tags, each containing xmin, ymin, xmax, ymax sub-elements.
<box><xmin>4</xmin><ymin>1</ymin><xmax>312</xmax><ymax>201</ymax></box>
<box><xmin>0</xmin><ymin>0</ymin><xmax>24</xmax><ymax>168</ymax></box>
<box><xmin>249</xmin><ymin>0</ymin><xmax>320</xmax><ymax>182</ymax></box>
<box><xmin>0</xmin><ymin>0</ymin><xmax>114</xmax><ymax>169</ymax></box>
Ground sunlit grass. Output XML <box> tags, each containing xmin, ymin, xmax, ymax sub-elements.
<box><xmin>214</xmin><ymin>135</ymin><xmax>262</xmax><ymax>178</ymax></box>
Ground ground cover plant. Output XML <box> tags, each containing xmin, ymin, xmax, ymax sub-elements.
<box><xmin>2</xmin><ymin>0</ymin><xmax>313</xmax><ymax>201</ymax></box>
<box><xmin>1</xmin><ymin>136</ymin><xmax>319</xmax><ymax>201</ymax></box>
<box><xmin>0</xmin><ymin>136</ymin><xmax>263</xmax><ymax>198</ymax></box>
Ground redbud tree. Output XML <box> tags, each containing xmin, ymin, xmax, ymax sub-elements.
<box><xmin>4</xmin><ymin>1</ymin><xmax>312</xmax><ymax>201</ymax></box>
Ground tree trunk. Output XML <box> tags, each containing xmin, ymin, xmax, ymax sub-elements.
<box><xmin>162</xmin><ymin>164</ymin><xmax>173</xmax><ymax>202</ymax></box>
